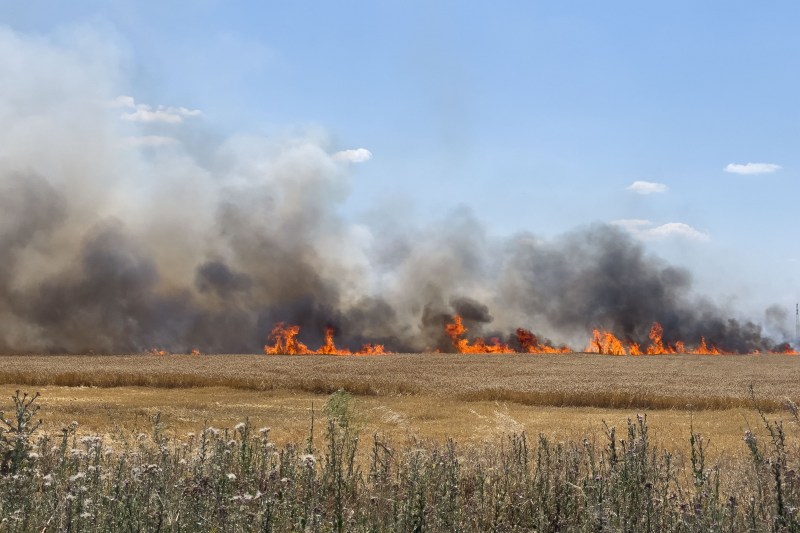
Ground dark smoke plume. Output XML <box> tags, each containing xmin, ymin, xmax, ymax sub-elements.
<box><xmin>0</xmin><ymin>25</ymin><xmax>792</xmax><ymax>354</ymax></box>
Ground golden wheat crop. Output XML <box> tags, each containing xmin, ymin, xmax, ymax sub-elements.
<box><xmin>1</xmin><ymin>353</ymin><xmax>798</xmax><ymax>409</ymax></box>
<box><xmin>1</xmin><ymin>353</ymin><xmax>798</xmax><ymax>460</ymax></box>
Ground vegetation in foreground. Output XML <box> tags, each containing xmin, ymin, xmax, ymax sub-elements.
<box><xmin>1</xmin><ymin>390</ymin><xmax>800</xmax><ymax>532</ymax></box>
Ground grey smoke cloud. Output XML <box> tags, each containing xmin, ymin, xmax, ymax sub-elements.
<box><xmin>0</xmin><ymin>25</ymin><xmax>791</xmax><ymax>354</ymax></box>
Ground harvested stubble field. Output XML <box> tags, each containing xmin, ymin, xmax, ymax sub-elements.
<box><xmin>1</xmin><ymin>353</ymin><xmax>799</xmax><ymax>458</ymax></box>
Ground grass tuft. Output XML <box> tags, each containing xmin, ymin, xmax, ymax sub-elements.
<box><xmin>460</xmin><ymin>387</ymin><xmax>788</xmax><ymax>412</ymax></box>
<box><xmin>2</xmin><ymin>390</ymin><xmax>800</xmax><ymax>531</ymax></box>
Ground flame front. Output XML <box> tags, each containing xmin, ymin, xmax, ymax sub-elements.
<box><xmin>264</xmin><ymin>323</ymin><xmax>387</xmax><ymax>355</ymax></box>
<box><xmin>259</xmin><ymin>316</ymin><xmax>797</xmax><ymax>356</ymax></box>
<box><xmin>584</xmin><ymin>322</ymin><xmax>732</xmax><ymax>355</ymax></box>
<box><xmin>445</xmin><ymin>315</ymin><xmax>514</xmax><ymax>353</ymax></box>
<box><xmin>515</xmin><ymin>328</ymin><xmax>570</xmax><ymax>353</ymax></box>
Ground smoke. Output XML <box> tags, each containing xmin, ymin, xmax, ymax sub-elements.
<box><xmin>493</xmin><ymin>227</ymin><xmax>789</xmax><ymax>352</ymax></box>
<box><xmin>0</xmin><ymin>25</ymin><xmax>791</xmax><ymax>354</ymax></box>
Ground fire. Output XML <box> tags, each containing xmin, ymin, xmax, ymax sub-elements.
<box><xmin>645</xmin><ymin>322</ymin><xmax>671</xmax><ymax>354</ymax></box>
<box><xmin>317</xmin><ymin>327</ymin><xmax>352</xmax><ymax>355</ymax></box>
<box><xmin>770</xmin><ymin>343</ymin><xmax>799</xmax><ymax>355</ymax></box>
<box><xmin>444</xmin><ymin>315</ymin><xmax>514</xmax><ymax>353</ymax></box>
<box><xmin>357</xmin><ymin>343</ymin><xmax>388</xmax><ymax>355</ymax></box>
<box><xmin>264</xmin><ymin>323</ymin><xmax>311</xmax><ymax>355</ymax></box>
<box><xmin>588</xmin><ymin>329</ymin><xmax>628</xmax><ymax>355</ymax></box>
<box><xmin>515</xmin><ymin>328</ymin><xmax>570</xmax><ymax>354</ymax></box>
<box><xmin>585</xmin><ymin>322</ymin><xmax>733</xmax><ymax>355</ymax></box>
<box><xmin>692</xmin><ymin>337</ymin><xmax>724</xmax><ymax>355</ymax></box>
<box><xmin>264</xmin><ymin>323</ymin><xmax>387</xmax><ymax>355</ymax></box>
<box><xmin>261</xmin><ymin>316</ymin><xmax>798</xmax><ymax>356</ymax></box>
<box><xmin>440</xmin><ymin>316</ymin><xmax>798</xmax><ymax>356</ymax></box>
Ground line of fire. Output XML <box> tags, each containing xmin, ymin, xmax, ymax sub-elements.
<box><xmin>227</xmin><ymin>315</ymin><xmax>800</xmax><ymax>356</ymax></box>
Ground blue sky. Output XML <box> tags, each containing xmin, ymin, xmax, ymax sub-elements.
<box><xmin>5</xmin><ymin>1</ymin><xmax>800</xmax><ymax>315</ymax></box>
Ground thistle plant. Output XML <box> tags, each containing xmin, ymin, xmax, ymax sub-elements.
<box><xmin>0</xmin><ymin>389</ymin><xmax>799</xmax><ymax>532</ymax></box>
<box><xmin>0</xmin><ymin>390</ymin><xmax>42</xmax><ymax>475</ymax></box>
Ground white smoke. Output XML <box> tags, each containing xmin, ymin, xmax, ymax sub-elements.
<box><xmin>0</xmin><ymin>23</ymin><xmax>789</xmax><ymax>354</ymax></box>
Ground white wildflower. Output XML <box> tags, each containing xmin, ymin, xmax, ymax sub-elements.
<box><xmin>80</xmin><ymin>435</ymin><xmax>102</xmax><ymax>448</ymax></box>
<box><xmin>227</xmin><ymin>473</ymin><xmax>237</xmax><ymax>481</ymax></box>
<box><xmin>235</xmin><ymin>422</ymin><xmax>246</xmax><ymax>432</ymax></box>
<box><xmin>69</xmin><ymin>472</ymin><xmax>85</xmax><ymax>483</ymax></box>
<box><xmin>300</xmin><ymin>454</ymin><xmax>316</xmax><ymax>467</ymax></box>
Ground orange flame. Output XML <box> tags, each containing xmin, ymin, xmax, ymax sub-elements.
<box><xmin>445</xmin><ymin>315</ymin><xmax>514</xmax><ymax>353</ymax></box>
<box><xmin>516</xmin><ymin>328</ymin><xmax>570</xmax><ymax>353</ymax></box>
<box><xmin>780</xmin><ymin>347</ymin><xmax>799</xmax><ymax>355</ymax></box>
<box><xmin>691</xmin><ymin>337</ymin><xmax>724</xmax><ymax>355</ymax></box>
<box><xmin>264</xmin><ymin>323</ymin><xmax>311</xmax><ymax>355</ymax></box>
<box><xmin>772</xmin><ymin>343</ymin><xmax>799</xmax><ymax>355</ymax></box>
<box><xmin>584</xmin><ymin>322</ymin><xmax>739</xmax><ymax>355</ymax></box>
<box><xmin>588</xmin><ymin>329</ymin><xmax>627</xmax><ymax>355</ymax></box>
<box><xmin>645</xmin><ymin>322</ymin><xmax>670</xmax><ymax>354</ymax></box>
<box><xmin>264</xmin><ymin>323</ymin><xmax>388</xmax><ymax>355</ymax></box>
<box><xmin>262</xmin><ymin>317</ymin><xmax>798</xmax><ymax>357</ymax></box>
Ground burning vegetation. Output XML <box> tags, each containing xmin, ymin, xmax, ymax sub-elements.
<box><xmin>264</xmin><ymin>324</ymin><xmax>387</xmax><ymax>355</ymax></box>
<box><xmin>261</xmin><ymin>315</ymin><xmax>799</xmax><ymax>355</ymax></box>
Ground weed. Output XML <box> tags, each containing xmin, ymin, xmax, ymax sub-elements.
<box><xmin>0</xmin><ymin>390</ymin><xmax>799</xmax><ymax>531</ymax></box>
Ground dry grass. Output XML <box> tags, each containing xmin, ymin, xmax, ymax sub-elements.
<box><xmin>458</xmin><ymin>388</ymin><xmax>787</xmax><ymax>411</ymax></box>
<box><xmin>1</xmin><ymin>353</ymin><xmax>798</xmax><ymax>460</ymax></box>
<box><xmin>1</xmin><ymin>353</ymin><xmax>798</xmax><ymax>410</ymax></box>
<box><xmin>0</xmin><ymin>384</ymin><xmax>783</xmax><ymax>462</ymax></box>
<box><xmin>0</xmin><ymin>369</ymin><xmax>416</xmax><ymax>396</ymax></box>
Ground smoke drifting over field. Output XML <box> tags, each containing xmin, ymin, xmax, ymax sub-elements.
<box><xmin>0</xmin><ymin>26</ymin><xmax>791</xmax><ymax>354</ymax></box>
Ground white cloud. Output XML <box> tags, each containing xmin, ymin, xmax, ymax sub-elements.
<box><xmin>332</xmin><ymin>148</ymin><xmax>372</xmax><ymax>163</ymax></box>
<box><xmin>724</xmin><ymin>162</ymin><xmax>782</xmax><ymax>175</ymax></box>
<box><xmin>122</xmin><ymin>135</ymin><xmax>179</xmax><ymax>147</ymax></box>
<box><xmin>612</xmin><ymin>219</ymin><xmax>710</xmax><ymax>242</ymax></box>
<box><xmin>112</xmin><ymin>95</ymin><xmax>201</xmax><ymax>124</ymax></box>
<box><xmin>109</xmin><ymin>95</ymin><xmax>135</xmax><ymax>108</ymax></box>
<box><xmin>626</xmin><ymin>180</ymin><xmax>668</xmax><ymax>195</ymax></box>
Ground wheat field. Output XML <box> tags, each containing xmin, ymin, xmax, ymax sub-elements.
<box><xmin>2</xmin><ymin>353</ymin><xmax>799</xmax><ymax>401</ymax></box>
<box><xmin>1</xmin><ymin>353</ymin><xmax>798</xmax><ymax>459</ymax></box>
